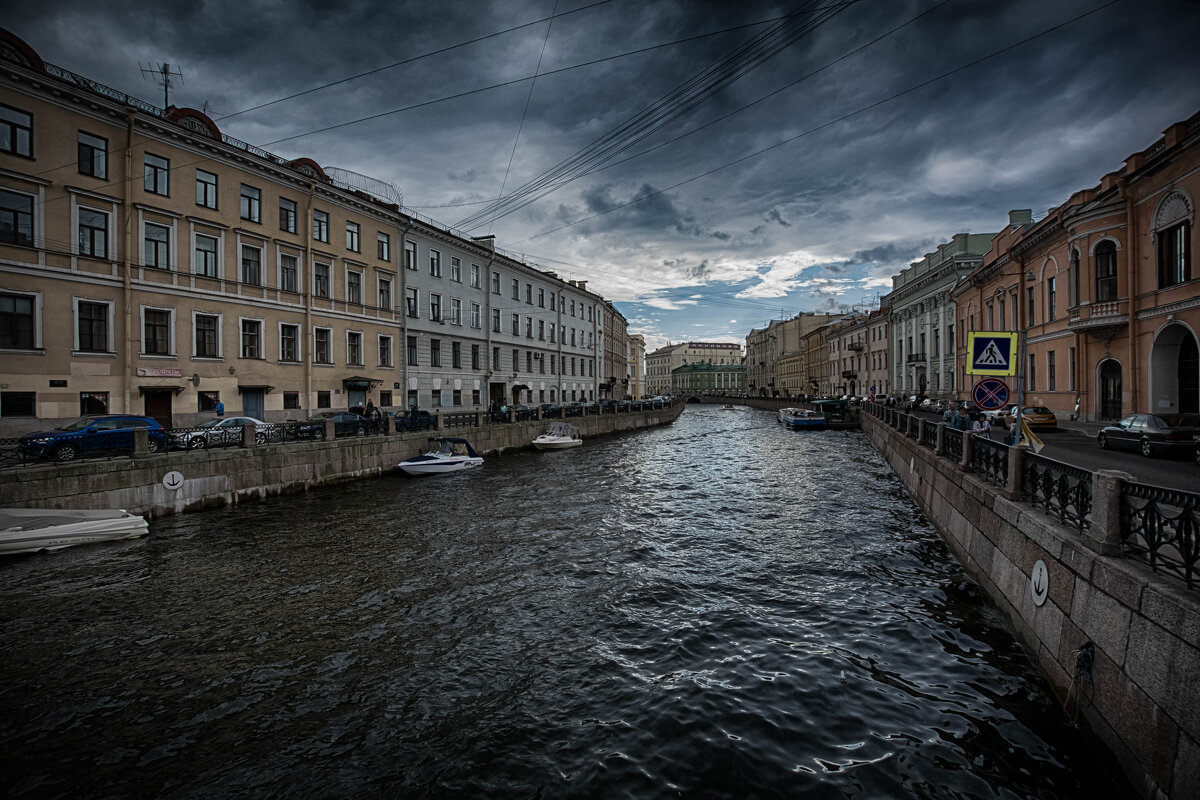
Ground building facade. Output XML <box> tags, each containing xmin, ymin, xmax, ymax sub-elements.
<box><xmin>953</xmin><ymin>111</ymin><xmax>1200</xmax><ymax>421</ymax></box>
<box><xmin>671</xmin><ymin>362</ymin><xmax>746</xmax><ymax>395</ymax></box>
<box><xmin>883</xmin><ymin>232</ymin><xmax>996</xmax><ymax>401</ymax></box>
<box><xmin>644</xmin><ymin>341</ymin><xmax>742</xmax><ymax>396</ymax></box>
<box><xmin>745</xmin><ymin>312</ymin><xmax>839</xmax><ymax>396</ymax></box>
<box><xmin>0</xmin><ymin>30</ymin><xmax>607</xmax><ymax>432</ymax></box>
<box><xmin>627</xmin><ymin>333</ymin><xmax>645</xmax><ymax>399</ymax></box>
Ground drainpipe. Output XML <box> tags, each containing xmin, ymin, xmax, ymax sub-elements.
<box><xmin>122</xmin><ymin>107</ymin><xmax>136</xmax><ymax>413</ymax></box>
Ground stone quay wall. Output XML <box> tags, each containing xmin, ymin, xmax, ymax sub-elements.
<box><xmin>860</xmin><ymin>410</ymin><xmax>1198</xmax><ymax>800</ymax></box>
<box><xmin>0</xmin><ymin>404</ymin><xmax>682</xmax><ymax>519</ymax></box>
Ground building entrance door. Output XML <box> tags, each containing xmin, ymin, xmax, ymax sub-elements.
<box><xmin>242</xmin><ymin>389</ymin><xmax>265</xmax><ymax>420</ymax></box>
<box><xmin>143</xmin><ymin>390</ymin><xmax>173</xmax><ymax>429</ymax></box>
<box><xmin>1099</xmin><ymin>360</ymin><xmax>1122</xmax><ymax>420</ymax></box>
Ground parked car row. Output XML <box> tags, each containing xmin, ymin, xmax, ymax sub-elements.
<box><xmin>1097</xmin><ymin>413</ymin><xmax>1200</xmax><ymax>460</ymax></box>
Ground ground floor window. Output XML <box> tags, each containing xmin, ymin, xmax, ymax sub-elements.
<box><xmin>452</xmin><ymin>389</ymin><xmax>462</xmax><ymax>405</ymax></box>
<box><xmin>317</xmin><ymin>391</ymin><xmax>331</xmax><ymax>409</ymax></box>
<box><xmin>80</xmin><ymin>391</ymin><xmax>108</xmax><ymax>415</ymax></box>
<box><xmin>0</xmin><ymin>391</ymin><xmax>36</xmax><ymax>416</ymax></box>
<box><xmin>407</xmin><ymin>390</ymin><xmax>417</xmax><ymax>408</ymax></box>
<box><xmin>283</xmin><ymin>392</ymin><xmax>300</xmax><ymax>410</ymax></box>
<box><xmin>379</xmin><ymin>390</ymin><xmax>392</xmax><ymax>407</ymax></box>
<box><xmin>199</xmin><ymin>391</ymin><xmax>220</xmax><ymax>412</ymax></box>
<box><xmin>472</xmin><ymin>389</ymin><xmax>481</xmax><ymax>405</ymax></box>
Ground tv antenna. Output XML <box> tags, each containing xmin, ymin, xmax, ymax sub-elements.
<box><xmin>140</xmin><ymin>62</ymin><xmax>184</xmax><ymax>109</ymax></box>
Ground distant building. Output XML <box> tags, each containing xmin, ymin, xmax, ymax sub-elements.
<box><xmin>600</xmin><ymin>302</ymin><xmax>630</xmax><ymax>399</ymax></box>
<box><xmin>671</xmin><ymin>362</ymin><xmax>746</xmax><ymax>395</ymax></box>
<box><xmin>627</xmin><ymin>334</ymin><xmax>645</xmax><ymax>399</ymax></box>
<box><xmin>645</xmin><ymin>342</ymin><xmax>742</xmax><ymax>396</ymax></box>
<box><xmin>745</xmin><ymin>313</ymin><xmax>839</xmax><ymax>396</ymax></box>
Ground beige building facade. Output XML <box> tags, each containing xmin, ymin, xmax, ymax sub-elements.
<box><xmin>645</xmin><ymin>341</ymin><xmax>742</xmax><ymax>396</ymax></box>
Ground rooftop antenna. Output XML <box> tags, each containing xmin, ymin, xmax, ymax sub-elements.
<box><xmin>140</xmin><ymin>62</ymin><xmax>184</xmax><ymax>109</ymax></box>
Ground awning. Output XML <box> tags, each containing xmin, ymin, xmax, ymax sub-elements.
<box><xmin>137</xmin><ymin>384</ymin><xmax>186</xmax><ymax>396</ymax></box>
<box><xmin>237</xmin><ymin>384</ymin><xmax>275</xmax><ymax>394</ymax></box>
<box><xmin>342</xmin><ymin>376</ymin><xmax>379</xmax><ymax>389</ymax></box>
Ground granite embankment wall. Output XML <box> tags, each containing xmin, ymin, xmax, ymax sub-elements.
<box><xmin>0</xmin><ymin>405</ymin><xmax>681</xmax><ymax>519</ymax></box>
<box><xmin>861</xmin><ymin>412</ymin><xmax>1198</xmax><ymax>800</ymax></box>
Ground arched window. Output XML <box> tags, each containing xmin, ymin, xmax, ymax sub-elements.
<box><xmin>1070</xmin><ymin>248</ymin><xmax>1080</xmax><ymax>307</ymax></box>
<box><xmin>1095</xmin><ymin>241</ymin><xmax>1117</xmax><ymax>302</ymax></box>
<box><xmin>1154</xmin><ymin>191</ymin><xmax>1192</xmax><ymax>289</ymax></box>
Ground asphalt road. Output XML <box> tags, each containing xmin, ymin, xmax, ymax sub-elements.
<box><xmin>906</xmin><ymin>409</ymin><xmax>1200</xmax><ymax>494</ymax></box>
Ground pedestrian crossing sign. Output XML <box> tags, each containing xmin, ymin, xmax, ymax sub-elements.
<box><xmin>967</xmin><ymin>332</ymin><xmax>1018</xmax><ymax>376</ymax></box>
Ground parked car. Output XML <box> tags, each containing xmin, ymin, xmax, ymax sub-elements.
<box><xmin>170</xmin><ymin>416</ymin><xmax>275</xmax><ymax>449</ymax></box>
<box><xmin>563</xmin><ymin>402</ymin><xmax>587</xmax><ymax>417</ymax></box>
<box><xmin>1097</xmin><ymin>413</ymin><xmax>1200</xmax><ymax>458</ymax></box>
<box><xmin>538</xmin><ymin>403</ymin><xmax>562</xmax><ymax>419</ymax></box>
<box><xmin>511</xmin><ymin>405</ymin><xmax>535</xmax><ymax>421</ymax></box>
<box><xmin>19</xmin><ymin>415</ymin><xmax>166</xmax><ymax>462</ymax></box>
<box><xmin>997</xmin><ymin>405</ymin><xmax>1058</xmax><ymax>430</ymax></box>
<box><xmin>396</xmin><ymin>408</ymin><xmax>435</xmax><ymax>431</ymax></box>
<box><xmin>302</xmin><ymin>411</ymin><xmax>371</xmax><ymax>437</ymax></box>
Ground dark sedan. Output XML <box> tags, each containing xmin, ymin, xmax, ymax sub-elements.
<box><xmin>538</xmin><ymin>403</ymin><xmax>562</xmax><ymax>419</ymax></box>
<box><xmin>302</xmin><ymin>412</ymin><xmax>371</xmax><ymax>438</ymax></box>
<box><xmin>1097</xmin><ymin>413</ymin><xmax>1200</xmax><ymax>458</ymax></box>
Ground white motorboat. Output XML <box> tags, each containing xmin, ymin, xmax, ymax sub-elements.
<box><xmin>532</xmin><ymin>422</ymin><xmax>582</xmax><ymax>450</ymax></box>
<box><xmin>399</xmin><ymin>437</ymin><xmax>484</xmax><ymax>475</ymax></box>
<box><xmin>0</xmin><ymin>508</ymin><xmax>148</xmax><ymax>555</ymax></box>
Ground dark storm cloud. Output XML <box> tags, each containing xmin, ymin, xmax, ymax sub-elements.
<box><xmin>8</xmin><ymin>0</ymin><xmax>1200</xmax><ymax>347</ymax></box>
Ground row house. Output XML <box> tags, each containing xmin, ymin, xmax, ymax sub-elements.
<box><xmin>883</xmin><ymin>233</ymin><xmax>995</xmax><ymax>401</ymax></box>
<box><xmin>671</xmin><ymin>361</ymin><xmax>746</xmax><ymax>395</ymax></box>
<box><xmin>801</xmin><ymin>322</ymin><xmax>834</xmax><ymax>396</ymax></box>
<box><xmin>744</xmin><ymin>312</ymin><xmax>839</xmax><ymax>396</ymax></box>
<box><xmin>599</xmin><ymin>300</ymin><xmax>631</xmax><ymax>399</ymax></box>
<box><xmin>825</xmin><ymin>309</ymin><xmax>890</xmax><ymax>399</ymax></box>
<box><xmin>0</xmin><ymin>29</ymin><xmax>602</xmax><ymax>432</ymax></box>
<box><xmin>953</xmin><ymin>111</ymin><xmax>1199</xmax><ymax>421</ymax></box>
<box><xmin>627</xmin><ymin>333</ymin><xmax>646</xmax><ymax>399</ymax></box>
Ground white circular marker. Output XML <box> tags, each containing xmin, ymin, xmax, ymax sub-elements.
<box><xmin>1031</xmin><ymin>559</ymin><xmax>1049</xmax><ymax>607</ymax></box>
<box><xmin>162</xmin><ymin>471</ymin><xmax>185</xmax><ymax>491</ymax></box>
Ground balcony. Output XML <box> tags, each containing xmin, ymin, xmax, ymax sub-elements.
<box><xmin>841</xmin><ymin>370</ymin><xmax>857</xmax><ymax>379</ymax></box>
<box><xmin>905</xmin><ymin>352</ymin><xmax>926</xmax><ymax>364</ymax></box>
<box><xmin>1068</xmin><ymin>299</ymin><xmax>1129</xmax><ymax>338</ymax></box>
<box><xmin>846</xmin><ymin>341</ymin><xmax>864</xmax><ymax>351</ymax></box>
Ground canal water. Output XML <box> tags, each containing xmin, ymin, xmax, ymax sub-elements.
<box><xmin>2</xmin><ymin>405</ymin><xmax>1115</xmax><ymax>798</ymax></box>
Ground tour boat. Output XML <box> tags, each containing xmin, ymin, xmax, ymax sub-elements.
<box><xmin>0</xmin><ymin>508</ymin><xmax>149</xmax><ymax>555</ymax></box>
<box><xmin>777</xmin><ymin>407</ymin><xmax>826</xmax><ymax>429</ymax></box>
<box><xmin>532</xmin><ymin>422</ymin><xmax>582</xmax><ymax>450</ymax></box>
<box><xmin>399</xmin><ymin>437</ymin><xmax>484</xmax><ymax>475</ymax></box>
<box><xmin>720</xmin><ymin>404</ymin><xmax>735</xmax><ymax>410</ymax></box>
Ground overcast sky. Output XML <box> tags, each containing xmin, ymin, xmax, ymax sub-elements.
<box><xmin>10</xmin><ymin>0</ymin><xmax>1200</xmax><ymax>352</ymax></box>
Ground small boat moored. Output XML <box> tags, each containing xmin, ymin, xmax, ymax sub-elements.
<box><xmin>532</xmin><ymin>422</ymin><xmax>582</xmax><ymax>450</ymax></box>
<box><xmin>0</xmin><ymin>508</ymin><xmax>149</xmax><ymax>555</ymax></box>
<box><xmin>778</xmin><ymin>407</ymin><xmax>826</xmax><ymax>430</ymax></box>
<box><xmin>399</xmin><ymin>437</ymin><xmax>484</xmax><ymax>475</ymax></box>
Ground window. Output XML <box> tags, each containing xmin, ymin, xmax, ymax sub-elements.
<box><xmin>538</xmin><ymin>288</ymin><xmax>545</xmax><ymax>308</ymax></box>
<box><xmin>1026</xmin><ymin>286</ymin><xmax>1035</xmax><ymax>326</ymax></box>
<box><xmin>512</xmin><ymin>278</ymin><xmax>519</xmax><ymax>299</ymax></box>
<box><xmin>526</xmin><ymin>351</ymin><xmax>532</xmax><ymax>371</ymax></box>
<box><xmin>378</xmin><ymin>232</ymin><xmax>391</xmax><ymax>261</ymax></box>
<box><xmin>452</xmin><ymin>341</ymin><xmax>462</xmax><ymax>368</ymax></box>
<box><xmin>314</xmin><ymin>328</ymin><xmax>332</xmax><ymax>363</ymax></box>
<box><xmin>406</xmin><ymin>287</ymin><xmax>419</xmax><ymax>317</ymax></box>
<box><xmin>379</xmin><ymin>335</ymin><xmax>392</xmax><ymax>367</ymax></box>
<box><xmin>280</xmin><ymin>254</ymin><xmax>298</xmax><ymax>293</ymax></box>
<box><xmin>143</xmin><ymin>309</ymin><xmax>171</xmax><ymax>355</ymax></box>
<box><xmin>144</xmin><ymin>153</ymin><xmax>169</xmax><ymax>195</ymax></box>
<box><xmin>79</xmin><ymin>132</ymin><xmax>107</xmax><ymax>179</ymax></box>
<box><xmin>538</xmin><ymin>320</ymin><xmax>545</xmax><ymax>340</ymax></box>
<box><xmin>193</xmin><ymin>231</ymin><xmax>219</xmax><ymax>278</ymax></box>
<box><xmin>1048</xmin><ymin>350</ymin><xmax>1056</xmax><ymax>391</ymax></box>
<box><xmin>429</xmin><ymin>249</ymin><xmax>441</xmax><ymax>277</ymax></box>
<box><xmin>279</xmin><ymin>198</ymin><xmax>297</xmax><ymax>233</ymax></box>
<box><xmin>492</xmin><ymin>347</ymin><xmax>500</xmax><ymax>371</ymax></box>
<box><xmin>407</xmin><ymin>336</ymin><xmax>418</xmax><ymax>366</ymax></box>
<box><xmin>313</xmin><ymin>210</ymin><xmax>329</xmax><ymax>243</ymax></box>
<box><xmin>1069</xmin><ymin>347</ymin><xmax>1076</xmax><ymax>391</ymax></box>
<box><xmin>191</xmin><ymin>169</ymin><xmax>217</xmax><ymax>209</ymax></box>
<box><xmin>405</xmin><ymin>240</ymin><xmax>417</xmax><ymax>270</ymax></box>
<box><xmin>526</xmin><ymin>283</ymin><xmax>532</xmax><ymax>304</ymax></box>
<box><xmin>511</xmin><ymin>313</ymin><xmax>519</xmax><ymax>336</ymax></box>
<box><xmin>144</xmin><ymin>223</ymin><xmax>170</xmax><ymax>269</ymax></box>
<box><xmin>432</xmin><ymin>389</ymin><xmax>442</xmax><ymax>407</ymax></box>
<box><xmin>450</xmin><ymin>298</ymin><xmax>461</xmax><ymax>325</ymax></box>
<box><xmin>346</xmin><ymin>221</ymin><xmax>360</xmax><ymax>252</ymax></box>
<box><xmin>347</xmin><ymin>331</ymin><xmax>363</xmax><ymax>365</ymax></box>
<box><xmin>77</xmin><ymin>301</ymin><xmax>108</xmax><ymax>352</ymax></box>
<box><xmin>241</xmin><ymin>245</ymin><xmax>262</xmax><ymax>285</ymax></box>
<box><xmin>1047</xmin><ymin>277</ymin><xmax>1056</xmax><ymax>322</ymax></box>
<box><xmin>453</xmin><ymin>389</ymin><xmax>462</xmax><ymax>406</ymax></box>
<box><xmin>430</xmin><ymin>293</ymin><xmax>442</xmax><ymax>321</ymax></box>
<box><xmin>492</xmin><ymin>271</ymin><xmax>501</xmax><ymax>294</ymax></box>
<box><xmin>0</xmin><ymin>189</ymin><xmax>34</xmax><ymax>246</ymax></box>
<box><xmin>0</xmin><ymin>392</ymin><xmax>36</xmax><ymax>416</ymax></box>
<box><xmin>1027</xmin><ymin>354</ymin><xmax>1036</xmax><ymax>392</ymax></box>
<box><xmin>472</xmin><ymin>263</ymin><xmax>481</xmax><ymax>288</ymax></box>
<box><xmin>1070</xmin><ymin>249</ymin><xmax>1080</xmax><ymax>307</ymax></box>
<box><xmin>451</xmin><ymin>256</ymin><xmax>461</xmax><ymax>282</ymax></box>
<box><xmin>317</xmin><ymin>391</ymin><xmax>331</xmax><ymax>409</ymax></box>
<box><xmin>1157</xmin><ymin>221</ymin><xmax>1191</xmax><ymax>288</ymax></box>
<box><xmin>379</xmin><ymin>390</ymin><xmax>393</xmax><ymax>407</ymax></box>
<box><xmin>471</xmin><ymin>302</ymin><xmax>481</xmax><ymax>328</ymax></box>
<box><xmin>471</xmin><ymin>344</ymin><xmax>480</xmax><ymax>370</ymax></box>
<box><xmin>998</xmin><ymin>297</ymin><xmax>1006</xmax><ymax>332</ymax></box>
<box><xmin>240</xmin><ymin>185</ymin><xmax>261</xmax><ymax>222</ymax></box>
<box><xmin>80</xmin><ymin>391</ymin><xmax>109</xmax><ymax>415</ymax></box>
<box><xmin>1</xmin><ymin>104</ymin><xmax>33</xmax><ymax>157</ymax></box>
<box><xmin>241</xmin><ymin>319</ymin><xmax>262</xmax><ymax>359</ymax></box>
<box><xmin>195</xmin><ymin>314</ymin><xmax>219</xmax><ymax>358</ymax></box>
<box><xmin>492</xmin><ymin>309</ymin><xmax>501</xmax><ymax>332</ymax></box>
<box><xmin>314</xmin><ymin>263</ymin><xmax>330</xmax><ymax>298</ymax></box>
<box><xmin>513</xmin><ymin>348</ymin><xmax>519</xmax><ymax>371</ymax></box>
<box><xmin>284</xmin><ymin>392</ymin><xmax>300</xmax><ymax>410</ymax></box>
<box><xmin>0</xmin><ymin>292</ymin><xmax>35</xmax><ymax>349</ymax></box>
<box><xmin>78</xmin><ymin>207</ymin><xmax>108</xmax><ymax>258</ymax></box>
<box><xmin>1095</xmin><ymin>241</ymin><xmax>1118</xmax><ymax>302</ymax></box>
<box><xmin>378</xmin><ymin>277</ymin><xmax>392</xmax><ymax>310</ymax></box>
<box><xmin>280</xmin><ymin>324</ymin><xmax>299</xmax><ymax>362</ymax></box>
<box><xmin>525</xmin><ymin>316</ymin><xmax>533</xmax><ymax>338</ymax></box>
<box><xmin>348</xmin><ymin>271</ymin><xmax>362</xmax><ymax>305</ymax></box>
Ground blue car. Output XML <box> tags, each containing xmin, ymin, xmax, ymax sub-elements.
<box><xmin>19</xmin><ymin>415</ymin><xmax>166</xmax><ymax>462</ymax></box>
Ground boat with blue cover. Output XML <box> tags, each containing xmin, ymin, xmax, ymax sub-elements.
<box><xmin>778</xmin><ymin>407</ymin><xmax>826</xmax><ymax>429</ymax></box>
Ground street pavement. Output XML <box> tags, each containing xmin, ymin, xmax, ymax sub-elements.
<box><xmin>907</xmin><ymin>409</ymin><xmax>1199</xmax><ymax>494</ymax></box>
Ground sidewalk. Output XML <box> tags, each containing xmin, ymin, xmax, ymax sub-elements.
<box><xmin>1054</xmin><ymin>417</ymin><xmax>1104</xmax><ymax>439</ymax></box>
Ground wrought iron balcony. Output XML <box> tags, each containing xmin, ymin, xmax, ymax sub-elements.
<box><xmin>841</xmin><ymin>370</ymin><xmax>857</xmax><ymax>379</ymax></box>
<box><xmin>846</xmin><ymin>341</ymin><xmax>864</xmax><ymax>351</ymax></box>
<box><xmin>905</xmin><ymin>352</ymin><xmax>926</xmax><ymax>363</ymax></box>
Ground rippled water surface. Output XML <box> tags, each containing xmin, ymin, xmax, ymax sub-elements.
<box><xmin>2</xmin><ymin>406</ymin><xmax>1111</xmax><ymax>798</ymax></box>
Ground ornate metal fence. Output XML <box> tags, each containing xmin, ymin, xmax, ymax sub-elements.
<box><xmin>970</xmin><ymin>436</ymin><xmax>1009</xmax><ymax>488</ymax></box>
<box><xmin>1020</xmin><ymin>452</ymin><xmax>1092</xmax><ymax>532</ymax></box>
<box><xmin>944</xmin><ymin>428</ymin><xmax>963</xmax><ymax>462</ymax></box>
<box><xmin>919</xmin><ymin>421</ymin><xmax>938</xmax><ymax>450</ymax></box>
<box><xmin>1121</xmin><ymin>484</ymin><xmax>1200</xmax><ymax>589</ymax></box>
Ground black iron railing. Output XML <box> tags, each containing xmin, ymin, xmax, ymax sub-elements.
<box><xmin>970</xmin><ymin>436</ymin><xmax>1009</xmax><ymax>488</ymax></box>
<box><xmin>919</xmin><ymin>421</ymin><xmax>938</xmax><ymax>450</ymax></box>
<box><xmin>944</xmin><ymin>428</ymin><xmax>963</xmax><ymax>461</ymax></box>
<box><xmin>1020</xmin><ymin>452</ymin><xmax>1092</xmax><ymax>532</ymax></box>
<box><xmin>1121</xmin><ymin>484</ymin><xmax>1200</xmax><ymax>589</ymax></box>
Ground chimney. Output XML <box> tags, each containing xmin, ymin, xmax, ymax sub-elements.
<box><xmin>576</xmin><ymin>281</ymin><xmax>587</xmax><ymax>291</ymax></box>
<box><xmin>1008</xmin><ymin>209</ymin><xmax>1033</xmax><ymax>228</ymax></box>
<box><xmin>471</xmin><ymin>235</ymin><xmax>495</xmax><ymax>252</ymax></box>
